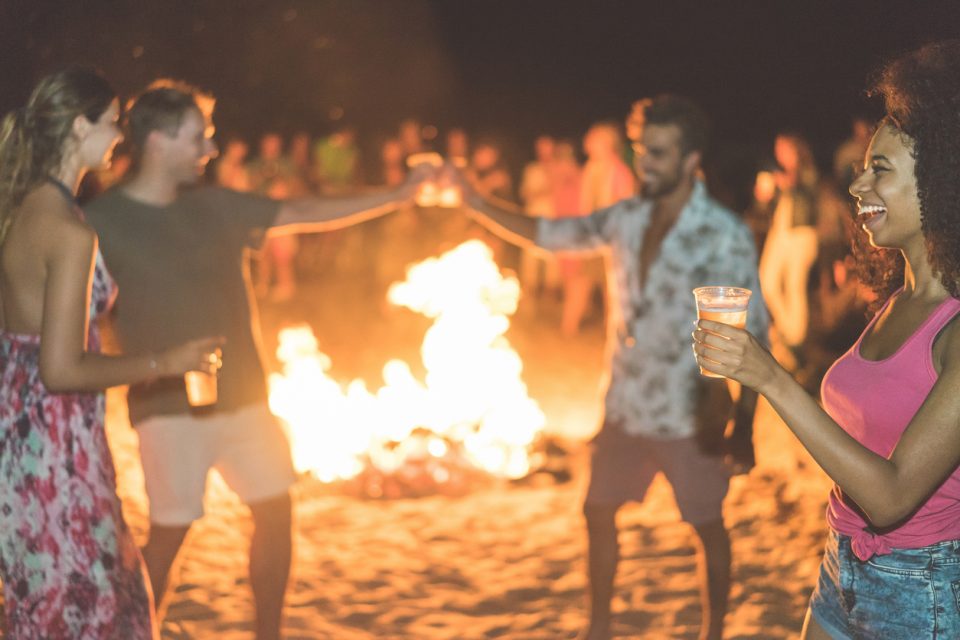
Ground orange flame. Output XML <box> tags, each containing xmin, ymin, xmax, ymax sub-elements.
<box><xmin>268</xmin><ymin>240</ymin><xmax>545</xmax><ymax>484</ymax></box>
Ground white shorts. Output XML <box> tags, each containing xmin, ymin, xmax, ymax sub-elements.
<box><xmin>137</xmin><ymin>403</ymin><xmax>297</xmax><ymax>526</ymax></box>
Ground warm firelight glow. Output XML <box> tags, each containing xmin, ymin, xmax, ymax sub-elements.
<box><xmin>268</xmin><ymin>240</ymin><xmax>545</xmax><ymax>487</ymax></box>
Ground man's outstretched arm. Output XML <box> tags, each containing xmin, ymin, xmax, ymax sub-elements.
<box><xmin>269</xmin><ymin>185</ymin><xmax>412</xmax><ymax>235</ymax></box>
<box><xmin>461</xmin><ymin>190</ymin><xmax>540</xmax><ymax>248</ymax></box>
<box><xmin>268</xmin><ymin>164</ymin><xmax>441</xmax><ymax>234</ymax></box>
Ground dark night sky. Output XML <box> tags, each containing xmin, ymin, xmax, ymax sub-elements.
<box><xmin>1</xmin><ymin>0</ymin><xmax>959</xmax><ymax>174</ymax></box>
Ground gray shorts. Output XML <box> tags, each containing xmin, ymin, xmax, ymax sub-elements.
<box><xmin>137</xmin><ymin>403</ymin><xmax>296</xmax><ymax>526</ymax></box>
<box><xmin>584</xmin><ymin>421</ymin><xmax>730</xmax><ymax>526</ymax></box>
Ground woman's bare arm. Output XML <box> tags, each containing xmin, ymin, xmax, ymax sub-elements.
<box><xmin>38</xmin><ymin>216</ymin><xmax>219</xmax><ymax>392</ymax></box>
<box><xmin>694</xmin><ymin>318</ymin><xmax>960</xmax><ymax>527</ymax></box>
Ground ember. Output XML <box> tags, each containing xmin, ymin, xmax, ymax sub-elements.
<box><xmin>268</xmin><ymin>240</ymin><xmax>547</xmax><ymax>496</ymax></box>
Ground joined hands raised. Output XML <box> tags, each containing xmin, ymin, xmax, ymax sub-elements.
<box><xmin>405</xmin><ymin>152</ymin><xmax>469</xmax><ymax>209</ymax></box>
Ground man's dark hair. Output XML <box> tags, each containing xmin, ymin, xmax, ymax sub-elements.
<box><xmin>632</xmin><ymin>94</ymin><xmax>711</xmax><ymax>156</ymax></box>
<box><xmin>125</xmin><ymin>79</ymin><xmax>214</xmax><ymax>159</ymax></box>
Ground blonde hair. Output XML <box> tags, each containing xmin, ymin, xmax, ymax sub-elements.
<box><xmin>0</xmin><ymin>67</ymin><xmax>115</xmax><ymax>243</ymax></box>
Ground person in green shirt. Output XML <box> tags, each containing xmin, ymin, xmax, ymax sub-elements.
<box><xmin>313</xmin><ymin>125</ymin><xmax>359</xmax><ymax>194</ymax></box>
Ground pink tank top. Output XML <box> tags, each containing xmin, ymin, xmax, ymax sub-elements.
<box><xmin>822</xmin><ymin>291</ymin><xmax>960</xmax><ymax>560</ymax></box>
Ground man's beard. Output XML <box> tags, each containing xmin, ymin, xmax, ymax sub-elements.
<box><xmin>641</xmin><ymin>170</ymin><xmax>682</xmax><ymax>199</ymax></box>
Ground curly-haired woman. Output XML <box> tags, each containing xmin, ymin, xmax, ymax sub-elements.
<box><xmin>0</xmin><ymin>68</ymin><xmax>222</xmax><ymax>638</ymax></box>
<box><xmin>693</xmin><ymin>40</ymin><xmax>960</xmax><ymax>639</ymax></box>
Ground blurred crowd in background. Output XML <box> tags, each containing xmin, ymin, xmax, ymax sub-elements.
<box><xmin>79</xmin><ymin>113</ymin><xmax>877</xmax><ymax>391</ymax></box>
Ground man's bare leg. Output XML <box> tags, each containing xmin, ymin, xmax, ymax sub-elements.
<box><xmin>692</xmin><ymin>519</ymin><xmax>731</xmax><ymax>640</ymax></box>
<box><xmin>581</xmin><ymin>503</ymin><xmax>620</xmax><ymax>640</ymax></box>
<box><xmin>141</xmin><ymin>524</ymin><xmax>191</xmax><ymax>620</ymax></box>
<box><xmin>249</xmin><ymin>491</ymin><xmax>293</xmax><ymax>640</ymax></box>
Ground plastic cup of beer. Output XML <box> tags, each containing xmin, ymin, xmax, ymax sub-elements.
<box><xmin>185</xmin><ymin>370</ymin><xmax>218</xmax><ymax>407</ymax></box>
<box><xmin>692</xmin><ymin>286</ymin><xmax>752</xmax><ymax>378</ymax></box>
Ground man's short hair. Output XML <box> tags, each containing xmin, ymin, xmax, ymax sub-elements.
<box><xmin>628</xmin><ymin>94</ymin><xmax>710</xmax><ymax>156</ymax></box>
<box><xmin>126</xmin><ymin>79</ymin><xmax>215</xmax><ymax>158</ymax></box>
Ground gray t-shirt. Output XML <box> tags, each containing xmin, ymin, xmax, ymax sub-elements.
<box><xmin>85</xmin><ymin>186</ymin><xmax>279</xmax><ymax>425</ymax></box>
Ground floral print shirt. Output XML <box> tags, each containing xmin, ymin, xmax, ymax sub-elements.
<box><xmin>537</xmin><ymin>180</ymin><xmax>768</xmax><ymax>439</ymax></box>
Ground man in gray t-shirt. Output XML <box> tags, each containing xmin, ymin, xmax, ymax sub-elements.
<box><xmin>86</xmin><ymin>187</ymin><xmax>278</xmax><ymax>425</ymax></box>
<box><xmin>86</xmin><ymin>80</ymin><xmax>416</xmax><ymax>639</ymax></box>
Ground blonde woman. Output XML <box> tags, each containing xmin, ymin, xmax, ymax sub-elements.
<box><xmin>0</xmin><ymin>68</ymin><xmax>220</xmax><ymax>638</ymax></box>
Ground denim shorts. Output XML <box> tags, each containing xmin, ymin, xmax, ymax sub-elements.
<box><xmin>809</xmin><ymin>530</ymin><xmax>960</xmax><ymax>639</ymax></box>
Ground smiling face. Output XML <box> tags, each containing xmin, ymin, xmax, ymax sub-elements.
<box><xmin>633</xmin><ymin>123</ymin><xmax>697</xmax><ymax>199</ymax></box>
<box><xmin>78</xmin><ymin>99</ymin><xmax>122</xmax><ymax>171</ymax></box>
<box><xmin>155</xmin><ymin>107</ymin><xmax>218</xmax><ymax>185</ymax></box>
<box><xmin>849</xmin><ymin>123</ymin><xmax>923</xmax><ymax>252</ymax></box>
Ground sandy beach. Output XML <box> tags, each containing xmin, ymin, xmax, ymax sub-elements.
<box><xmin>108</xmin><ymin>396</ymin><xmax>831</xmax><ymax>640</ymax></box>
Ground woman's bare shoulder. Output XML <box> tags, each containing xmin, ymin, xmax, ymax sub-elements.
<box><xmin>933</xmin><ymin>299</ymin><xmax>960</xmax><ymax>371</ymax></box>
<box><xmin>11</xmin><ymin>186</ymin><xmax>97</xmax><ymax>259</ymax></box>
<box><xmin>22</xmin><ymin>185</ymin><xmax>93</xmax><ymax>234</ymax></box>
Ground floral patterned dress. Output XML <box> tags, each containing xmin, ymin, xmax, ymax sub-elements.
<box><xmin>0</xmin><ymin>199</ymin><xmax>156</xmax><ymax>638</ymax></box>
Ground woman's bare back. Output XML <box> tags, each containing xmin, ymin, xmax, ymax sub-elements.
<box><xmin>0</xmin><ymin>183</ymin><xmax>95</xmax><ymax>335</ymax></box>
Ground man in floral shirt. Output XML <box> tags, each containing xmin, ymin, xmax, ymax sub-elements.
<box><xmin>463</xmin><ymin>94</ymin><xmax>768</xmax><ymax>640</ymax></box>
